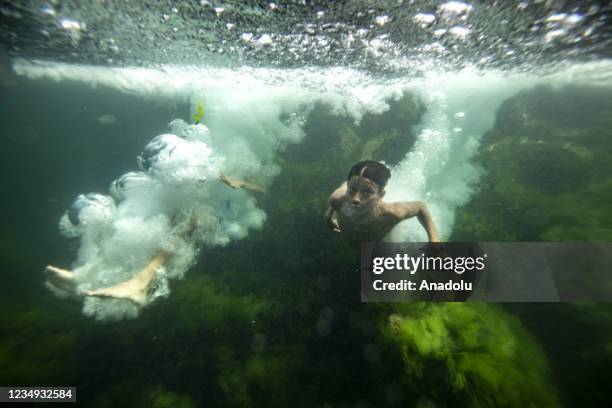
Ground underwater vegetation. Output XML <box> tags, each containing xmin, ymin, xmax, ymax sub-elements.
<box><xmin>382</xmin><ymin>303</ymin><xmax>558</xmax><ymax>407</ymax></box>
<box><xmin>451</xmin><ymin>85</ymin><xmax>612</xmax><ymax>242</ymax></box>
<box><xmin>506</xmin><ymin>302</ymin><xmax>612</xmax><ymax>408</ymax></box>
<box><xmin>450</xmin><ymin>84</ymin><xmax>612</xmax><ymax>407</ymax></box>
<box><xmin>1</xmin><ymin>84</ymin><xmax>612</xmax><ymax>407</ymax></box>
<box><xmin>0</xmin><ymin>304</ymin><xmax>80</xmax><ymax>387</ymax></box>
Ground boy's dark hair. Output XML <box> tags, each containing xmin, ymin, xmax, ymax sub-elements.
<box><xmin>347</xmin><ymin>161</ymin><xmax>391</xmax><ymax>191</ymax></box>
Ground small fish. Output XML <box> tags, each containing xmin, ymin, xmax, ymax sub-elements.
<box><xmin>97</xmin><ymin>114</ymin><xmax>117</xmax><ymax>125</ymax></box>
<box><xmin>193</xmin><ymin>102</ymin><xmax>205</xmax><ymax>124</ymax></box>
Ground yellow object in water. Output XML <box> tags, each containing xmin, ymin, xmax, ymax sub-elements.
<box><xmin>193</xmin><ymin>102</ymin><xmax>205</xmax><ymax>124</ymax></box>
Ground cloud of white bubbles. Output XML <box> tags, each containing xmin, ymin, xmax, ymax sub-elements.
<box><xmin>53</xmin><ymin>121</ymin><xmax>280</xmax><ymax>320</ymax></box>
<box><xmin>15</xmin><ymin>59</ymin><xmax>597</xmax><ymax>319</ymax></box>
<box><xmin>27</xmin><ymin>62</ymin><xmax>395</xmax><ymax>320</ymax></box>
<box><xmin>384</xmin><ymin>69</ymin><xmax>540</xmax><ymax>241</ymax></box>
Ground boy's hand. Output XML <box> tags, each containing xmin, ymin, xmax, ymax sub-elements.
<box><xmin>327</xmin><ymin>218</ymin><xmax>341</xmax><ymax>233</ymax></box>
<box><xmin>324</xmin><ymin>206</ymin><xmax>341</xmax><ymax>232</ymax></box>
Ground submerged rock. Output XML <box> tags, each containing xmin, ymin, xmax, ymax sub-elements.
<box><xmin>279</xmin><ymin>92</ymin><xmax>422</xmax><ymax>190</ymax></box>
<box><xmin>383</xmin><ymin>303</ymin><xmax>560</xmax><ymax>408</ymax></box>
<box><xmin>447</xmin><ymin>85</ymin><xmax>612</xmax><ymax>406</ymax></box>
<box><xmin>452</xmin><ymin>84</ymin><xmax>612</xmax><ymax>241</ymax></box>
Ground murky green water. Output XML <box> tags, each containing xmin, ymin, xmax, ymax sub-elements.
<box><xmin>1</xmin><ymin>1</ymin><xmax>612</xmax><ymax>407</ymax></box>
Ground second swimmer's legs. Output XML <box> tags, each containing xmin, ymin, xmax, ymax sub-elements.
<box><xmin>45</xmin><ymin>265</ymin><xmax>77</xmax><ymax>292</ymax></box>
<box><xmin>83</xmin><ymin>252</ymin><xmax>170</xmax><ymax>305</ymax></box>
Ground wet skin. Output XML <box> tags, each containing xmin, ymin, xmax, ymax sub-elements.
<box><xmin>325</xmin><ymin>176</ymin><xmax>439</xmax><ymax>244</ymax></box>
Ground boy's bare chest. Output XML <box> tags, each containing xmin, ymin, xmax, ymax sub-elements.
<box><xmin>337</xmin><ymin>203</ymin><xmax>395</xmax><ymax>242</ymax></box>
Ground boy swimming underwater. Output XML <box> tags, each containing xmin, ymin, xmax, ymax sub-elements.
<box><xmin>325</xmin><ymin>161</ymin><xmax>439</xmax><ymax>243</ymax></box>
<box><xmin>44</xmin><ymin>174</ymin><xmax>265</xmax><ymax>306</ymax></box>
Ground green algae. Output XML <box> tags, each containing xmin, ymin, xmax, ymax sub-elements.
<box><xmin>448</xmin><ymin>84</ymin><xmax>612</xmax><ymax>408</ymax></box>
<box><xmin>0</xmin><ymin>305</ymin><xmax>81</xmax><ymax>385</ymax></box>
<box><xmin>144</xmin><ymin>385</ymin><xmax>196</xmax><ymax>408</ymax></box>
<box><xmin>506</xmin><ymin>303</ymin><xmax>612</xmax><ymax>407</ymax></box>
<box><xmin>214</xmin><ymin>343</ymin><xmax>305</xmax><ymax>407</ymax></box>
<box><xmin>452</xmin><ymin>85</ymin><xmax>612</xmax><ymax>242</ymax></box>
<box><xmin>383</xmin><ymin>303</ymin><xmax>559</xmax><ymax>408</ymax></box>
<box><xmin>2</xmin><ymin>84</ymin><xmax>612</xmax><ymax>408</ymax></box>
<box><xmin>172</xmin><ymin>274</ymin><xmax>274</xmax><ymax>336</ymax></box>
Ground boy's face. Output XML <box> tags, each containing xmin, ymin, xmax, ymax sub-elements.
<box><xmin>345</xmin><ymin>176</ymin><xmax>383</xmax><ymax>213</ymax></box>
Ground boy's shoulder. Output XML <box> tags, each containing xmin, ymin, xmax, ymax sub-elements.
<box><xmin>329</xmin><ymin>184</ymin><xmax>346</xmax><ymax>209</ymax></box>
<box><xmin>329</xmin><ymin>193</ymin><xmax>344</xmax><ymax>210</ymax></box>
<box><xmin>379</xmin><ymin>201</ymin><xmax>402</xmax><ymax>220</ymax></box>
<box><xmin>383</xmin><ymin>201</ymin><xmax>419</xmax><ymax>220</ymax></box>
<box><xmin>382</xmin><ymin>201</ymin><xmax>423</xmax><ymax>220</ymax></box>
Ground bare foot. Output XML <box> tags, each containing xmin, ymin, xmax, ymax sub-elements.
<box><xmin>84</xmin><ymin>278</ymin><xmax>150</xmax><ymax>305</ymax></box>
<box><xmin>45</xmin><ymin>265</ymin><xmax>76</xmax><ymax>292</ymax></box>
<box><xmin>45</xmin><ymin>265</ymin><xmax>75</xmax><ymax>281</ymax></box>
<box><xmin>84</xmin><ymin>252</ymin><xmax>169</xmax><ymax>306</ymax></box>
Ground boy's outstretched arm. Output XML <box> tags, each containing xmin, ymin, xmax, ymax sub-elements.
<box><xmin>389</xmin><ymin>201</ymin><xmax>440</xmax><ymax>242</ymax></box>
<box><xmin>324</xmin><ymin>182</ymin><xmax>346</xmax><ymax>233</ymax></box>
<box><xmin>324</xmin><ymin>205</ymin><xmax>340</xmax><ymax>232</ymax></box>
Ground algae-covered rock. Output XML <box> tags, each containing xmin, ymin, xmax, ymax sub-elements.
<box><xmin>360</xmin><ymin>129</ymin><xmax>409</xmax><ymax>165</ymax></box>
<box><xmin>506</xmin><ymin>303</ymin><xmax>612</xmax><ymax>408</ymax></box>
<box><xmin>213</xmin><ymin>343</ymin><xmax>305</xmax><ymax>407</ymax></box>
<box><xmin>172</xmin><ymin>274</ymin><xmax>274</xmax><ymax>337</ymax></box>
<box><xmin>382</xmin><ymin>303</ymin><xmax>559</xmax><ymax>408</ymax></box>
<box><xmin>141</xmin><ymin>385</ymin><xmax>196</xmax><ymax>408</ymax></box>
<box><xmin>281</xmin><ymin>92</ymin><xmax>422</xmax><ymax>186</ymax></box>
<box><xmin>452</xmin><ymin>84</ymin><xmax>612</xmax><ymax>241</ymax></box>
<box><xmin>359</xmin><ymin>92</ymin><xmax>425</xmax><ymax>139</ymax></box>
<box><xmin>90</xmin><ymin>383</ymin><xmax>196</xmax><ymax>408</ymax></box>
<box><xmin>449</xmin><ymin>82</ymin><xmax>612</xmax><ymax>408</ymax></box>
<box><xmin>0</xmin><ymin>305</ymin><xmax>80</xmax><ymax>385</ymax></box>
